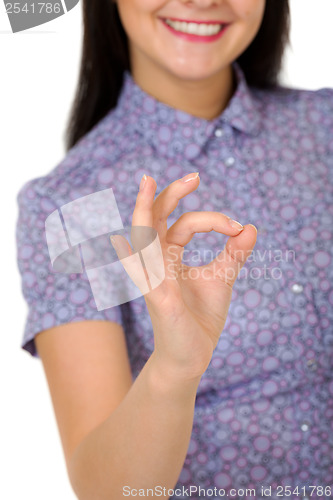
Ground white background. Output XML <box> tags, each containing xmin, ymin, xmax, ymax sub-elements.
<box><xmin>1</xmin><ymin>1</ymin><xmax>333</xmax><ymax>499</ymax></box>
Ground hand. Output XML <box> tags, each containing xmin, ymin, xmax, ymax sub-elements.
<box><xmin>111</xmin><ymin>173</ymin><xmax>257</xmax><ymax>381</ymax></box>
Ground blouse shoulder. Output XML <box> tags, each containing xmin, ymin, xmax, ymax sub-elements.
<box><xmin>252</xmin><ymin>81</ymin><xmax>333</xmax><ymax>104</ymax></box>
<box><xmin>249</xmin><ymin>83</ymin><xmax>333</xmax><ymax>141</ymax></box>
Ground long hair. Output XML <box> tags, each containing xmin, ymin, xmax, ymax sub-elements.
<box><xmin>64</xmin><ymin>0</ymin><xmax>290</xmax><ymax>152</ymax></box>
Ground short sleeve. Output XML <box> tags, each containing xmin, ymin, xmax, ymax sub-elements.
<box><xmin>15</xmin><ymin>179</ymin><xmax>125</xmax><ymax>359</ymax></box>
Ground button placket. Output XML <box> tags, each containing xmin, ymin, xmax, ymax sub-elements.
<box><xmin>286</xmin><ymin>277</ymin><xmax>325</xmax><ymax>372</ymax></box>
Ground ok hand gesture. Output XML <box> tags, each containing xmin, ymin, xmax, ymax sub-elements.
<box><xmin>111</xmin><ymin>173</ymin><xmax>257</xmax><ymax>382</ymax></box>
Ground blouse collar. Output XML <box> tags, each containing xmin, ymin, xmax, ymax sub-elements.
<box><xmin>115</xmin><ymin>61</ymin><xmax>261</xmax><ymax>160</ymax></box>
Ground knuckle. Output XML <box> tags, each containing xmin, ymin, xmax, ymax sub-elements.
<box><xmin>176</xmin><ymin>212</ymin><xmax>192</xmax><ymax>225</ymax></box>
<box><xmin>226</xmin><ymin>242</ymin><xmax>246</xmax><ymax>264</ymax></box>
<box><xmin>153</xmin><ymin>213</ymin><xmax>165</xmax><ymax>227</ymax></box>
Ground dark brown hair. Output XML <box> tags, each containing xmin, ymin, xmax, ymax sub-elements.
<box><xmin>64</xmin><ymin>0</ymin><xmax>290</xmax><ymax>151</ymax></box>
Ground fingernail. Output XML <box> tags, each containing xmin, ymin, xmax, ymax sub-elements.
<box><xmin>110</xmin><ymin>235</ymin><xmax>120</xmax><ymax>251</ymax></box>
<box><xmin>139</xmin><ymin>174</ymin><xmax>147</xmax><ymax>191</ymax></box>
<box><xmin>181</xmin><ymin>172</ymin><xmax>200</xmax><ymax>183</ymax></box>
<box><xmin>228</xmin><ymin>218</ymin><xmax>244</xmax><ymax>230</ymax></box>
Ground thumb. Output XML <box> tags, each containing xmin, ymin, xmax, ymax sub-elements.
<box><xmin>206</xmin><ymin>224</ymin><xmax>257</xmax><ymax>287</ymax></box>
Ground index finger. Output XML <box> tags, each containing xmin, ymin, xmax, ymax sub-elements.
<box><xmin>152</xmin><ymin>172</ymin><xmax>201</xmax><ymax>239</ymax></box>
<box><xmin>131</xmin><ymin>172</ymin><xmax>201</xmax><ymax>251</ymax></box>
<box><xmin>132</xmin><ymin>172</ymin><xmax>200</xmax><ymax>231</ymax></box>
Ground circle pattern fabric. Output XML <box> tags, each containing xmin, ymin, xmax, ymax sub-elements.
<box><xmin>16</xmin><ymin>62</ymin><xmax>333</xmax><ymax>499</ymax></box>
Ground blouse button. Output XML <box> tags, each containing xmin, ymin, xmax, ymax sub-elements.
<box><xmin>225</xmin><ymin>156</ymin><xmax>235</xmax><ymax>166</ymax></box>
<box><xmin>301</xmin><ymin>422</ymin><xmax>310</xmax><ymax>432</ymax></box>
<box><xmin>291</xmin><ymin>283</ymin><xmax>304</xmax><ymax>294</ymax></box>
<box><xmin>214</xmin><ymin>128</ymin><xmax>224</xmax><ymax>137</ymax></box>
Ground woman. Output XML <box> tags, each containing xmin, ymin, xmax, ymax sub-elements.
<box><xmin>16</xmin><ymin>0</ymin><xmax>333</xmax><ymax>498</ymax></box>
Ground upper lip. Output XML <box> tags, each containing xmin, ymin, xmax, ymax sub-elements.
<box><xmin>161</xmin><ymin>17</ymin><xmax>228</xmax><ymax>25</ymax></box>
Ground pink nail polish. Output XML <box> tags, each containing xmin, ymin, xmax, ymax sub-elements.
<box><xmin>228</xmin><ymin>218</ymin><xmax>244</xmax><ymax>230</ymax></box>
<box><xmin>139</xmin><ymin>174</ymin><xmax>147</xmax><ymax>191</ymax></box>
<box><xmin>181</xmin><ymin>172</ymin><xmax>200</xmax><ymax>183</ymax></box>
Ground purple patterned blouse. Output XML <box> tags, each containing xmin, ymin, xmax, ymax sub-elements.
<box><xmin>16</xmin><ymin>62</ymin><xmax>333</xmax><ymax>499</ymax></box>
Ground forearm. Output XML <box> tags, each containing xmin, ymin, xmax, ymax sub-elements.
<box><xmin>68</xmin><ymin>351</ymin><xmax>202</xmax><ymax>500</ymax></box>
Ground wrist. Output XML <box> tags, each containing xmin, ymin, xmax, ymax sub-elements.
<box><xmin>146</xmin><ymin>351</ymin><xmax>202</xmax><ymax>401</ymax></box>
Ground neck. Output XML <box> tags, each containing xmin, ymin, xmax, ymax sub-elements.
<box><xmin>130</xmin><ymin>59</ymin><xmax>236</xmax><ymax>121</ymax></box>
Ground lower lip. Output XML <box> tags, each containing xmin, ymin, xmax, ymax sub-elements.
<box><xmin>160</xmin><ymin>19</ymin><xmax>229</xmax><ymax>43</ymax></box>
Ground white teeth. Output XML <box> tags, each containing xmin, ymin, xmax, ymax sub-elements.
<box><xmin>165</xmin><ymin>19</ymin><xmax>223</xmax><ymax>36</ymax></box>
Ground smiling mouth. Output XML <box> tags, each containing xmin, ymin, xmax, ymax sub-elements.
<box><xmin>161</xmin><ymin>18</ymin><xmax>228</xmax><ymax>36</ymax></box>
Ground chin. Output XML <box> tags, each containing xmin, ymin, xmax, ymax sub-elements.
<box><xmin>165</xmin><ymin>62</ymin><xmax>223</xmax><ymax>82</ymax></box>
